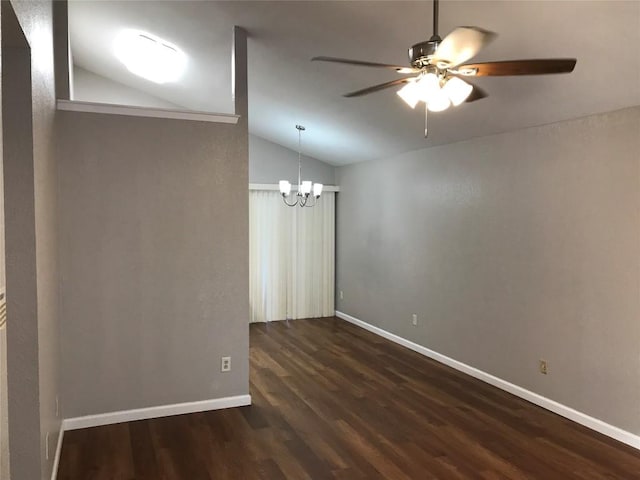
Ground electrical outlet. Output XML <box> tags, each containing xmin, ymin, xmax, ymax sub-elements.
<box><xmin>539</xmin><ymin>359</ymin><xmax>548</xmax><ymax>375</ymax></box>
<box><xmin>339</xmin><ymin>290</ymin><xmax>344</xmax><ymax>300</ymax></box>
<box><xmin>55</xmin><ymin>395</ymin><xmax>59</xmax><ymax>418</ymax></box>
<box><xmin>221</xmin><ymin>356</ymin><xmax>231</xmax><ymax>372</ymax></box>
<box><xmin>45</xmin><ymin>432</ymin><xmax>50</xmax><ymax>460</ymax></box>
<box><xmin>412</xmin><ymin>314</ymin><xmax>418</xmax><ymax>326</ymax></box>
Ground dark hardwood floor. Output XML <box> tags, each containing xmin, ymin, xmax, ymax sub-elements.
<box><xmin>58</xmin><ymin>317</ymin><xmax>640</xmax><ymax>479</ymax></box>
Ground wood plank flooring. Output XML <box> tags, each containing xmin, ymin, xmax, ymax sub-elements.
<box><xmin>58</xmin><ymin>317</ymin><xmax>640</xmax><ymax>479</ymax></box>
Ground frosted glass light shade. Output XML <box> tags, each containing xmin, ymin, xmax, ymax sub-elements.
<box><xmin>279</xmin><ymin>180</ymin><xmax>291</xmax><ymax>196</ymax></box>
<box><xmin>416</xmin><ymin>73</ymin><xmax>441</xmax><ymax>103</ymax></box>
<box><xmin>301</xmin><ymin>181</ymin><xmax>312</xmax><ymax>195</ymax></box>
<box><xmin>114</xmin><ymin>30</ymin><xmax>186</xmax><ymax>84</ymax></box>
<box><xmin>427</xmin><ymin>88</ymin><xmax>451</xmax><ymax>112</ymax></box>
<box><xmin>443</xmin><ymin>76</ymin><xmax>473</xmax><ymax>106</ymax></box>
<box><xmin>313</xmin><ymin>183</ymin><xmax>323</xmax><ymax>197</ymax></box>
<box><xmin>397</xmin><ymin>80</ymin><xmax>421</xmax><ymax>109</ymax></box>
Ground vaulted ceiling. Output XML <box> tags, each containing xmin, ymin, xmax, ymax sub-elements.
<box><xmin>69</xmin><ymin>1</ymin><xmax>640</xmax><ymax>165</ymax></box>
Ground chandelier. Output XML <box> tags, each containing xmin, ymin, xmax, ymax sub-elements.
<box><xmin>279</xmin><ymin>125</ymin><xmax>323</xmax><ymax>207</ymax></box>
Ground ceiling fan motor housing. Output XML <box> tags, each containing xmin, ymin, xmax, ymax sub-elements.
<box><xmin>409</xmin><ymin>37</ymin><xmax>441</xmax><ymax>68</ymax></box>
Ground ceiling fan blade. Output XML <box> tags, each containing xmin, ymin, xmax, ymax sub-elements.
<box><xmin>456</xmin><ymin>59</ymin><xmax>577</xmax><ymax>76</ymax></box>
<box><xmin>312</xmin><ymin>56</ymin><xmax>418</xmax><ymax>74</ymax></box>
<box><xmin>433</xmin><ymin>27</ymin><xmax>496</xmax><ymax>68</ymax></box>
<box><xmin>343</xmin><ymin>77</ymin><xmax>413</xmax><ymax>98</ymax></box>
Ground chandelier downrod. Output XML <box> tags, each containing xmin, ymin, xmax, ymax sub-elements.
<box><xmin>297</xmin><ymin>125</ymin><xmax>304</xmax><ymax>197</ymax></box>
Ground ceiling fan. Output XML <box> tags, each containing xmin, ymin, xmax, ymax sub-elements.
<box><xmin>312</xmin><ymin>0</ymin><xmax>577</xmax><ymax>136</ymax></box>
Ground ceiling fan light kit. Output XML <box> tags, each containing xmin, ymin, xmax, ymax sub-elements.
<box><xmin>396</xmin><ymin>71</ymin><xmax>473</xmax><ymax>111</ymax></box>
<box><xmin>312</xmin><ymin>0</ymin><xmax>576</xmax><ymax>136</ymax></box>
<box><xmin>279</xmin><ymin>125</ymin><xmax>323</xmax><ymax>208</ymax></box>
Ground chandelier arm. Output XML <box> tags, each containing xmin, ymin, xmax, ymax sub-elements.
<box><xmin>303</xmin><ymin>195</ymin><xmax>318</xmax><ymax>208</ymax></box>
<box><xmin>282</xmin><ymin>194</ymin><xmax>299</xmax><ymax>207</ymax></box>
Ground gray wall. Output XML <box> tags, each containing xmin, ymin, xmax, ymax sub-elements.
<box><xmin>249</xmin><ymin>134</ymin><xmax>335</xmax><ymax>185</ymax></box>
<box><xmin>73</xmin><ymin>66</ymin><xmax>184</xmax><ymax>110</ymax></box>
<box><xmin>58</xmin><ymin>111</ymin><xmax>250</xmax><ymax>417</ymax></box>
<box><xmin>336</xmin><ymin>106</ymin><xmax>640</xmax><ymax>435</ymax></box>
<box><xmin>1</xmin><ymin>0</ymin><xmax>61</xmax><ymax>479</ymax></box>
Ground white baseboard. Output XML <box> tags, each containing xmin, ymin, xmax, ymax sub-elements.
<box><xmin>335</xmin><ymin>310</ymin><xmax>640</xmax><ymax>450</ymax></box>
<box><xmin>62</xmin><ymin>394</ymin><xmax>252</xmax><ymax>431</ymax></box>
<box><xmin>50</xmin><ymin>427</ymin><xmax>64</xmax><ymax>480</ymax></box>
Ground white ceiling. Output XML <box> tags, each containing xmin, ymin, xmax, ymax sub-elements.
<box><xmin>69</xmin><ymin>1</ymin><xmax>640</xmax><ymax>166</ymax></box>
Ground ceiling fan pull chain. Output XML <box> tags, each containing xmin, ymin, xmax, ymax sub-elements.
<box><xmin>424</xmin><ymin>104</ymin><xmax>429</xmax><ymax>138</ymax></box>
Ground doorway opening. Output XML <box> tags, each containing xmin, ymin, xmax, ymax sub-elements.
<box><xmin>248</xmin><ymin>189</ymin><xmax>335</xmax><ymax>324</ymax></box>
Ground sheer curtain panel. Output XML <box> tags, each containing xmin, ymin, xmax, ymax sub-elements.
<box><xmin>249</xmin><ymin>190</ymin><xmax>335</xmax><ymax>323</ymax></box>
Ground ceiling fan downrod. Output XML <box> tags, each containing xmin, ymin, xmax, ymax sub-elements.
<box><xmin>432</xmin><ymin>0</ymin><xmax>439</xmax><ymax>39</ymax></box>
<box><xmin>409</xmin><ymin>0</ymin><xmax>442</xmax><ymax>68</ymax></box>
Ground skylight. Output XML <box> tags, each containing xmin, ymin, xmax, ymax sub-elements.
<box><xmin>114</xmin><ymin>30</ymin><xmax>186</xmax><ymax>84</ymax></box>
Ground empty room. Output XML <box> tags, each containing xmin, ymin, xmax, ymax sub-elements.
<box><xmin>0</xmin><ymin>1</ymin><xmax>639</xmax><ymax>479</ymax></box>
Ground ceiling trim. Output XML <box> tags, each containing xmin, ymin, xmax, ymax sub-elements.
<box><xmin>57</xmin><ymin>100</ymin><xmax>240</xmax><ymax>124</ymax></box>
<box><xmin>249</xmin><ymin>183</ymin><xmax>339</xmax><ymax>192</ymax></box>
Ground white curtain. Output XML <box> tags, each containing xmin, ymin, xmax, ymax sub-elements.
<box><xmin>249</xmin><ymin>190</ymin><xmax>335</xmax><ymax>323</ymax></box>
